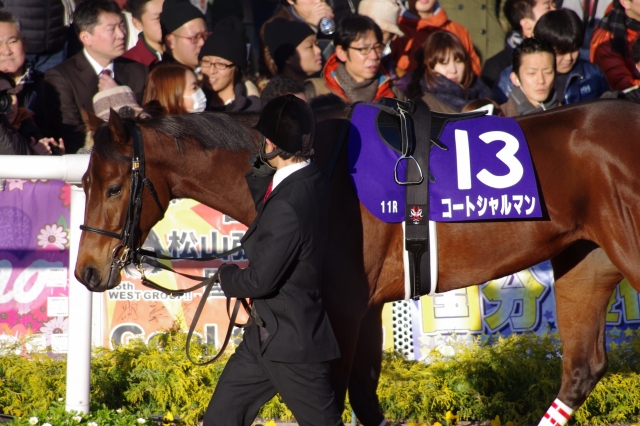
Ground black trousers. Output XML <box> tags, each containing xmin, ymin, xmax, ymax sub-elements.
<box><xmin>203</xmin><ymin>335</ymin><xmax>343</xmax><ymax>426</ymax></box>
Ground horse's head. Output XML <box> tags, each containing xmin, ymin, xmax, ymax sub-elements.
<box><xmin>75</xmin><ymin>110</ymin><xmax>170</xmax><ymax>292</ymax></box>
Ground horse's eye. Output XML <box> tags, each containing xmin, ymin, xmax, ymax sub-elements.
<box><xmin>107</xmin><ymin>186</ymin><xmax>122</xmax><ymax>198</ymax></box>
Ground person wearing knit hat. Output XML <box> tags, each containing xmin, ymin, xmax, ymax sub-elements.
<box><xmin>160</xmin><ymin>0</ymin><xmax>208</xmax><ymax>69</ymax></box>
<box><xmin>262</xmin><ymin>17</ymin><xmax>322</xmax><ymax>83</ymax></box>
<box><xmin>198</xmin><ymin>17</ymin><xmax>261</xmax><ymax>112</ymax></box>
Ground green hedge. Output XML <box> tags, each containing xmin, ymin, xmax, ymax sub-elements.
<box><xmin>2</xmin><ymin>326</ymin><xmax>640</xmax><ymax>425</ymax></box>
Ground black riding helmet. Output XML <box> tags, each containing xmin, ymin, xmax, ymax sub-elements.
<box><xmin>254</xmin><ymin>94</ymin><xmax>315</xmax><ymax>159</ymax></box>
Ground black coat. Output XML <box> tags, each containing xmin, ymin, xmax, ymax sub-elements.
<box><xmin>44</xmin><ymin>53</ymin><xmax>148</xmax><ymax>153</ymax></box>
<box><xmin>219</xmin><ymin>162</ymin><xmax>340</xmax><ymax>364</ymax></box>
<box><xmin>18</xmin><ymin>65</ymin><xmax>47</xmax><ymax>133</ymax></box>
<box><xmin>2</xmin><ymin>0</ymin><xmax>67</xmax><ymax>54</ymax></box>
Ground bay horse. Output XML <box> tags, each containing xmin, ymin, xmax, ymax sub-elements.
<box><xmin>75</xmin><ymin>99</ymin><xmax>634</xmax><ymax>425</ymax></box>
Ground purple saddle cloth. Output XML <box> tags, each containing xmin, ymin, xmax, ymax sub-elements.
<box><xmin>347</xmin><ymin>103</ymin><xmax>543</xmax><ymax>223</ymax></box>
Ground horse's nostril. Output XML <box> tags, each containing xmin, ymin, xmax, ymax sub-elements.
<box><xmin>83</xmin><ymin>266</ymin><xmax>101</xmax><ymax>289</ymax></box>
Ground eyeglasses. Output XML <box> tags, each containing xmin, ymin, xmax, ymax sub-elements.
<box><xmin>172</xmin><ymin>31</ymin><xmax>211</xmax><ymax>45</ymax></box>
<box><xmin>200</xmin><ymin>59</ymin><xmax>235</xmax><ymax>70</ymax></box>
<box><xmin>348</xmin><ymin>44</ymin><xmax>384</xmax><ymax>56</ymax></box>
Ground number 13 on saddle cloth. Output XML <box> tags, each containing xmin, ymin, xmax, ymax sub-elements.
<box><xmin>347</xmin><ymin>103</ymin><xmax>543</xmax><ymax>224</ymax></box>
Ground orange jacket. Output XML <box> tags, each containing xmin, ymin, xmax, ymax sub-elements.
<box><xmin>322</xmin><ymin>54</ymin><xmax>398</xmax><ymax>102</ymax></box>
<box><xmin>391</xmin><ymin>8</ymin><xmax>482</xmax><ymax>78</ymax></box>
<box><xmin>590</xmin><ymin>25</ymin><xmax>640</xmax><ymax>90</ymax></box>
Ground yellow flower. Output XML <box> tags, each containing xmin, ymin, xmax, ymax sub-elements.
<box><xmin>445</xmin><ymin>411</ymin><xmax>459</xmax><ymax>424</ymax></box>
<box><xmin>506</xmin><ymin>421</ymin><xmax>514</xmax><ymax>426</ymax></box>
<box><xmin>433</xmin><ymin>422</ymin><xmax>443</xmax><ymax>426</ymax></box>
<box><xmin>265</xmin><ymin>421</ymin><xmax>277</xmax><ymax>426</ymax></box>
<box><xmin>490</xmin><ymin>415</ymin><xmax>501</xmax><ymax>426</ymax></box>
<box><xmin>162</xmin><ymin>412</ymin><xmax>174</xmax><ymax>426</ymax></box>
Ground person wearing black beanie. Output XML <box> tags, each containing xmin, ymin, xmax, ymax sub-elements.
<box><xmin>160</xmin><ymin>0</ymin><xmax>208</xmax><ymax>69</ymax></box>
<box><xmin>262</xmin><ymin>17</ymin><xmax>322</xmax><ymax>84</ymax></box>
<box><xmin>198</xmin><ymin>17</ymin><xmax>261</xmax><ymax>112</ymax></box>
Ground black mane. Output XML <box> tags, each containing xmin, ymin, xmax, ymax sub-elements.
<box><xmin>93</xmin><ymin>112</ymin><xmax>257</xmax><ymax>164</ymax></box>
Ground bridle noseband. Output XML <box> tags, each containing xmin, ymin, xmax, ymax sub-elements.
<box><xmin>79</xmin><ymin>122</ymin><xmax>164</xmax><ymax>276</ymax></box>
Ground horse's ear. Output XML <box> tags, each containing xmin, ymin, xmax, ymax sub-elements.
<box><xmin>82</xmin><ymin>108</ymin><xmax>105</xmax><ymax>136</ymax></box>
<box><xmin>107</xmin><ymin>108</ymin><xmax>129</xmax><ymax>145</ymax></box>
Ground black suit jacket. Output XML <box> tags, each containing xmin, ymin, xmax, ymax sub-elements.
<box><xmin>43</xmin><ymin>52</ymin><xmax>148</xmax><ymax>153</ymax></box>
<box><xmin>219</xmin><ymin>162</ymin><xmax>340</xmax><ymax>364</ymax></box>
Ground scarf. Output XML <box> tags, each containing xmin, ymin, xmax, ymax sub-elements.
<box><xmin>420</xmin><ymin>75</ymin><xmax>491</xmax><ymax>112</ymax></box>
<box><xmin>335</xmin><ymin>62</ymin><xmax>380</xmax><ymax>103</ymax></box>
<box><xmin>599</xmin><ymin>0</ymin><xmax>640</xmax><ymax>57</ymax></box>
<box><xmin>510</xmin><ymin>86</ymin><xmax>558</xmax><ymax>116</ymax></box>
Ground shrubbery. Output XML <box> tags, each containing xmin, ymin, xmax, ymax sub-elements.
<box><xmin>2</xmin><ymin>326</ymin><xmax>640</xmax><ymax>425</ymax></box>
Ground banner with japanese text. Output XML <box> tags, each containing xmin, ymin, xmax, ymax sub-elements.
<box><xmin>410</xmin><ymin>261</ymin><xmax>640</xmax><ymax>360</ymax></box>
<box><xmin>97</xmin><ymin>198</ymin><xmax>248</xmax><ymax>349</ymax></box>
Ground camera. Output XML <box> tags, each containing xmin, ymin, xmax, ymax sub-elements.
<box><xmin>0</xmin><ymin>89</ymin><xmax>13</xmax><ymax>114</ymax></box>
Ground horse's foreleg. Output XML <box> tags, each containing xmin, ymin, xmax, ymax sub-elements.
<box><xmin>347</xmin><ymin>303</ymin><xmax>389</xmax><ymax>426</ymax></box>
<box><xmin>542</xmin><ymin>245</ymin><xmax>622</xmax><ymax>425</ymax></box>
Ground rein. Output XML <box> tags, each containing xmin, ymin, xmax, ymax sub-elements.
<box><xmin>80</xmin><ymin>121</ymin><xmax>247</xmax><ymax>365</ymax></box>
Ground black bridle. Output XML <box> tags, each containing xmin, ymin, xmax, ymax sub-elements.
<box><xmin>80</xmin><ymin>123</ymin><xmax>165</xmax><ymax>277</ymax></box>
<box><xmin>79</xmin><ymin>121</ymin><xmax>246</xmax><ymax>365</ymax></box>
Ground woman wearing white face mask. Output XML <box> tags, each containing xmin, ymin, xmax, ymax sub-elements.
<box><xmin>142</xmin><ymin>62</ymin><xmax>206</xmax><ymax>114</ymax></box>
<box><xmin>198</xmin><ymin>17</ymin><xmax>261</xmax><ymax>113</ymax></box>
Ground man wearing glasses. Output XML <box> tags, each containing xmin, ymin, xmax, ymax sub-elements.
<box><xmin>160</xmin><ymin>0</ymin><xmax>208</xmax><ymax>70</ymax></box>
<box><xmin>306</xmin><ymin>14</ymin><xmax>406</xmax><ymax>103</ymax></box>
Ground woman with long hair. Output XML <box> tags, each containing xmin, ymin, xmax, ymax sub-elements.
<box><xmin>142</xmin><ymin>62</ymin><xmax>206</xmax><ymax>115</ymax></box>
<box><xmin>408</xmin><ymin>30</ymin><xmax>491</xmax><ymax>112</ymax></box>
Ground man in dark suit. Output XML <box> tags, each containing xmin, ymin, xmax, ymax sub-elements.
<box><xmin>203</xmin><ymin>94</ymin><xmax>342</xmax><ymax>426</ymax></box>
<box><xmin>44</xmin><ymin>0</ymin><xmax>148</xmax><ymax>153</ymax></box>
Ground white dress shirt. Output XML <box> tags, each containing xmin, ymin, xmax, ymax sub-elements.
<box><xmin>272</xmin><ymin>159</ymin><xmax>311</xmax><ymax>191</ymax></box>
<box><xmin>83</xmin><ymin>49</ymin><xmax>115</xmax><ymax>78</ymax></box>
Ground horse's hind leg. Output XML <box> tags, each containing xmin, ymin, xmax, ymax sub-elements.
<box><xmin>347</xmin><ymin>303</ymin><xmax>387</xmax><ymax>426</ymax></box>
<box><xmin>543</xmin><ymin>244</ymin><xmax>622</xmax><ymax>425</ymax></box>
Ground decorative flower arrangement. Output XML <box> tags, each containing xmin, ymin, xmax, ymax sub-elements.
<box><xmin>37</xmin><ymin>224</ymin><xmax>68</xmax><ymax>251</ymax></box>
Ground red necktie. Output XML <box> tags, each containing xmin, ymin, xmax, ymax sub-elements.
<box><xmin>263</xmin><ymin>181</ymin><xmax>273</xmax><ymax>203</ymax></box>
<box><xmin>100</xmin><ymin>69</ymin><xmax>112</xmax><ymax>77</ymax></box>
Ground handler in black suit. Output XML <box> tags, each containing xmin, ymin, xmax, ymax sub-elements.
<box><xmin>204</xmin><ymin>94</ymin><xmax>342</xmax><ymax>426</ymax></box>
<box><xmin>44</xmin><ymin>0</ymin><xmax>148</xmax><ymax>153</ymax></box>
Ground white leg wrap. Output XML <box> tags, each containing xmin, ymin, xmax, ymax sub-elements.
<box><xmin>378</xmin><ymin>420</ymin><xmax>391</xmax><ymax>426</ymax></box>
<box><xmin>538</xmin><ymin>398</ymin><xmax>574</xmax><ymax>426</ymax></box>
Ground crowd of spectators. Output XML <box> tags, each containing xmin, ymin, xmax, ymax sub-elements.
<box><xmin>1</xmin><ymin>0</ymin><xmax>639</xmax><ymax>156</ymax></box>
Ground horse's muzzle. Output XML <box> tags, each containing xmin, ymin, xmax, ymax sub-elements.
<box><xmin>76</xmin><ymin>264</ymin><xmax>121</xmax><ymax>292</ymax></box>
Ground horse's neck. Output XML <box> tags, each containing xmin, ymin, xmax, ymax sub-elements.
<box><xmin>165</xmin><ymin>147</ymin><xmax>257</xmax><ymax>227</ymax></box>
